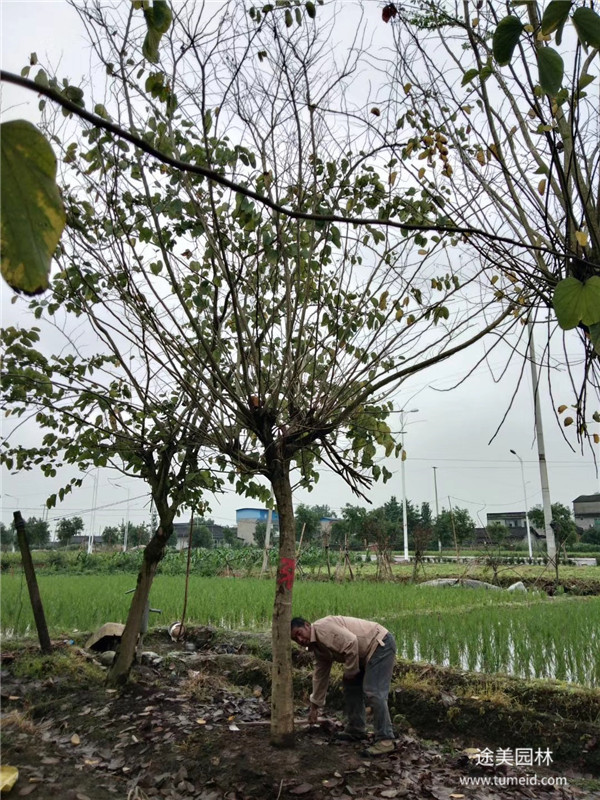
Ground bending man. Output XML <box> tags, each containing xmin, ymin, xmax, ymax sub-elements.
<box><xmin>291</xmin><ymin>615</ymin><xmax>397</xmax><ymax>756</ymax></box>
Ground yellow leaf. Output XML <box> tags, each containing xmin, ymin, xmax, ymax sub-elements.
<box><xmin>395</xmin><ymin>309</ymin><xmax>404</xmax><ymax>321</ymax></box>
<box><xmin>418</xmin><ymin>167</ymin><xmax>426</xmax><ymax>179</ymax></box>
<box><xmin>418</xmin><ymin>249</ymin><xmax>428</xmax><ymax>255</ymax></box>
<box><xmin>575</xmin><ymin>230</ymin><xmax>588</xmax><ymax>247</ymax></box>
<box><xmin>538</xmin><ymin>179</ymin><xmax>546</xmax><ymax>196</ymax></box>
<box><xmin>593</xmin><ymin>433</ymin><xmax>599</xmax><ymax>444</ymax></box>
<box><xmin>471</xmin><ymin>17</ymin><xmax>479</xmax><ymax>26</ymax></box>
<box><xmin>401</xmin><ymin>450</ymin><xmax>407</xmax><ymax>461</ymax></box>
<box><xmin>557</xmin><ymin>404</ymin><xmax>568</xmax><ymax>413</ymax></box>
<box><xmin>491</xmin><ymin>275</ymin><xmax>499</xmax><ymax>285</ymax></box>
<box><xmin>0</xmin><ymin>766</ymin><xmax>19</xmax><ymax>793</ymax></box>
<box><xmin>476</xmin><ymin>149</ymin><xmax>485</xmax><ymax>166</ymax></box>
<box><xmin>196</xmin><ymin>718</ymin><xmax>207</xmax><ymax>725</ymax></box>
<box><xmin>71</xmin><ymin>734</ymin><xmax>81</xmax><ymax>746</ymax></box>
<box><xmin>389</xmin><ymin>171</ymin><xmax>397</xmax><ymax>185</ymax></box>
<box><xmin>564</xmin><ymin>416</ymin><xmax>574</xmax><ymax>427</ymax></box>
<box><xmin>404</xmin><ymin>83</ymin><xmax>412</xmax><ymax>94</ymax></box>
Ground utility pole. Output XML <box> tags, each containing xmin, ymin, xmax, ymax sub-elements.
<box><xmin>528</xmin><ymin>324</ymin><xmax>556</xmax><ymax>561</ymax></box>
<box><xmin>433</xmin><ymin>466</ymin><xmax>441</xmax><ymax>552</ymax></box>
<box><xmin>400</xmin><ymin>408</ymin><xmax>419</xmax><ymax>562</ymax></box>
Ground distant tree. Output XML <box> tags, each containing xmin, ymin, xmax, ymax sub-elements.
<box><xmin>486</xmin><ymin>522</ymin><xmax>510</xmax><ymax>548</ymax></box>
<box><xmin>13</xmin><ymin>516</ymin><xmax>51</xmax><ymax>548</ymax></box>
<box><xmin>254</xmin><ymin>521</ymin><xmax>267</xmax><ymax>549</ymax></box>
<box><xmin>294</xmin><ymin>505</ymin><xmax>321</xmax><ymax>544</ymax></box>
<box><xmin>331</xmin><ymin>505</ymin><xmax>369</xmax><ymax>549</ymax></box>
<box><xmin>192</xmin><ymin>523</ymin><xmax>213</xmax><ymax>549</ymax></box>
<box><xmin>222</xmin><ymin>526</ymin><xmax>241</xmax><ymax>548</ymax></box>
<box><xmin>434</xmin><ymin>508</ymin><xmax>475</xmax><ymax>549</ymax></box>
<box><xmin>419</xmin><ymin>502</ymin><xmax>433</xmax><ymax>530</ymax></box>
<box><xmin>0</xmin><ymin>522</ymin><xmax>14</xmax><ymax>549</ymax></box>
<box><xmin>56</xmin><ymin>516</ymin><xmax>84</xmax><ymax>546</ymax></box>
<box><xmin>363</xmin><ymin>508</ymin><xmax>394</xmax><ymax>580</ymax></box>
<box><xmin>125</xmin><ymin>522</ymin><xmax>151</xmax><ymax>548</ymax></box>
<box><xmin>101</xmin><ymin>525</ymin><xmax>122</xmax><ymax>546</ymax></box>
<box><xmin>529</xmin><ymin>504</ymin><xmax>577</xmax><ymax>550</ymax></box>
<box><xmin>581</xmin><ymin>527</ymin><xmax>600</xmax><ymax>546</ymax></box>
<box><xmin>383</xmin><ymin>496</ymin><xmax>403</xmax><ymax>524</ymax></box>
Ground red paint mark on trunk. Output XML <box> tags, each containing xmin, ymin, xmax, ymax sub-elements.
<box><xmin>278</xmin><ymin>557</ymin><xmax>296</xmax><ymax>590</ymax></box>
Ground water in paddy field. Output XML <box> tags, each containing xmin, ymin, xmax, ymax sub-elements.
<box><xmin>398</xmin><ymin>629</ymin><xmax>599</xmax><ymax>688</ymax></box>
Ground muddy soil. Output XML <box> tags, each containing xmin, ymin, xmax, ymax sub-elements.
<box><xmin>1</xmin><ymin>633</ymin><xmax>598</xmax><ymax>800</ymax></box>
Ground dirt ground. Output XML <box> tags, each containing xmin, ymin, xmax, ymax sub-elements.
<box><xmin>1</xmin><ymin>633</ymin><xmax>598</xmax><ymax>800</ymax></box>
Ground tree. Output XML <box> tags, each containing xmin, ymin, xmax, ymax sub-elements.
<box><xmin>1</xmin><ymin>1</ymin><xmax>519</xmax><ymax>745</ymax></box>
<box><xmin>12</xmin><ymin>517</ymin><xmax>51</xmax><ymax>548</ymax></box>
<box><xmin>363</xmin><ymin>508</ymin><xmax>394</xmax><ymax>580</ymax></box>
<box><xmin>56</xmin><ymin>516</ymin><xmax>84</xmax><ymax>546</ymax></box>
<box><xmin>434</xmin><ymin>507</ymin><xmax>475</xmax><ymax>550</ymax></box>
<box><xmin>222</xmin><ymin>526</ymin><xmax>241</xmax><ymax>548</ymax></box>
<box><xmin>386</xmin><ymin>1</ymin><xmax>600</xmax><ymax>438</ymax></box>
<box><xmin>581</xmin><ymin>526</ymin><xmax>600</xmax><ymax>546</ymax></box>
<box><xmin>332</xmin><ymin>505</ymin><xmax>369</xmax><ymax>549</ymax></box>
<box><xmin>486</xmin><ymin>522</ymin><xmax>511</xmax><ymax>548</ymax></box>
<box><xmin>101</xmin><ymin>525</ymin><xmax>121</xmax><ymax>546</ymax></box>
<box><xmin>254</xmin><ymin>521</ymin><xmax>267</xmax><ymax>549</ymax></box>
<box><xmin>529</xmin><ymin>503</ymin><xmax>577</xmax><ymax>550</ymax></box>
<box><xmin>192</xmin><ymin>522</ymin><xmax>213</xmax><ymax>550</ymax></box>
<box><xmin>294</xmin><ymin>505</ymin><xmax>321</xmax><ymax>544</ymax></box>
<box><xmin>0</xmin><ymin>522</ymin><xmax>14</xmax><ymax>549</ymax></box>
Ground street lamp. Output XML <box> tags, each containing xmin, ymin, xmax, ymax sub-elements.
<box><xmin>510</xmin><ymin>449</ymin><xmax>533</xmax><ymax>559</ymax></box>
<box><xmin>400</xmin><ymin>408</ymin><xmax>419</xmax><ymax>562</ymax></box>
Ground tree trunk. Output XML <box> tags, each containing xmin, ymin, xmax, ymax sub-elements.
<box><xmin>269</xmin><ymin>459</ymin><xmax>296</xmax><ymax>747</ymax></box>
<box><xmin>14</xmin><ymin>511</ymin><xmax>52</xmax><ymax>655</ymax></box>
<box><xmin>106</xmin><ymin>522</ymin><xmax>172</xmax><ymax>687</ymax></box>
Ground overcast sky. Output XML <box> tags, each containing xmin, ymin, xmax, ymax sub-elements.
<box><xmin>1</xmin><ymin>1</ymin><xmax>598</xmax><ymax>536</ymax></box>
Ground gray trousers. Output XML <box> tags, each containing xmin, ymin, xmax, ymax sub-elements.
<box><xmin>343</xmin><ymin>632</ymin><xmax>396</xmax><ymax>741</ymax></box>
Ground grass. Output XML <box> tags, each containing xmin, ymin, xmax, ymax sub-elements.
<box><xmin>2</xmin><ymin>574</ymin><xmax>598</xmax><ymax>687</ymax></box>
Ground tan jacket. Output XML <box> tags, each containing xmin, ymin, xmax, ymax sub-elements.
<box><xmin>307</xmin><ymin>616</ymin><xmax>389</xmax><ymax>707</ymax></box>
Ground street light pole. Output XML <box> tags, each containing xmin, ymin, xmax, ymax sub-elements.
<box><xmin>510</xmin><ymin>449</ymin><xmax>533</xmax><ymax>559</ymax></box>
<box><xmin>433</xmin><ymin>466</ymin><xmax>441</xmax><ymax>552</ymax></box>
<box><xmin>400</xmin><ymin>408</ymin><xmax>419</xmax><ymax>562</ymax></box>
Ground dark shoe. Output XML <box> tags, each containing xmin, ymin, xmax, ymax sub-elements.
<box><xmin>363</xmin><ymin>739</ymin><xmax>395</xmax><ymax>757</ymax></box>
<box><xmin>335</xmin><ymin>730</ymin><xmax>368</xmax><ymax>742</ymax></box>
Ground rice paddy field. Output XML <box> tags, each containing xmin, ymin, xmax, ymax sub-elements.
<box><xmin>2</xmin><ymin>574</ymin><xmax>599</xmax><ymax>688</ymax></box>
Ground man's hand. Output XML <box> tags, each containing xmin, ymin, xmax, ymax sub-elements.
<box><xmin>307</xmin><ymin>703</ymin><xmax>319</xmax><ymax>724</ymax></box>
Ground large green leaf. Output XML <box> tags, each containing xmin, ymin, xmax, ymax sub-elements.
<box><xmin>541</xmin><ymin>0</ymin><xmax>572</xmax><ymax>45</ymax></box>
<box><xmin>0</xmin><ymin>120</ymin><xmax>65</xmax><ymax>295</ymax></box>
<box><xmin>572</xmin><ymin>7</ymin><xmax>600</xmax><ymax>49</ymax></box>
<box><xmin>537</xmin><ymin>46</ymin><xmax>564</xmax><ymax>95</ymax></box>
<box><xmin>142</xmin><ymin>1</ymin><xmax>173</xmax><ymax>64</ymax></box>
<box><xmin>553</xmin><ymin>276</ymin><xmax>600</xmax><ymax>330</ymax></box>
<box><xmin>493</xmin><ymin>16</ymin><xmax>524</xmax><ymax>66</ymax></box>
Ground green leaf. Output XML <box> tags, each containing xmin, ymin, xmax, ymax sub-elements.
<box><xmin>541</xmin><ymin>0</ymin><xmax>572</xmax><ymax>45</ymax></box>
<box><xmin>0</xmin><ymin>120</ymin><xmax>66</xmax><ymax>296</ymax></box>
<box><xmin>572</xmin><ymin>7</ymin><xmax>600</xmax><ymax>49</ymax></box>
<box><xmin>578</xmin><ymin>72</ymin><xmax>596</xmax><ymax>90</ymax></box>
<box><xmin>142</xmin><ymin>1</ymin><xmax>173</xmax><ymax>64</ymax></box>
<box><xmin>305</xmin><ymin>1</ymin><xmax>316</xmax><ymax>18</ymax></box>
<box><xmin>553</xmin><ymin>276</ymin><xmax>600</xmax><ymax>330</ymax></box>
<box><xmin>589</xmin><ymin>323</ymin><xmax>600</xmax><ymax>357</ymax></box>
<box><xmin>461</xmin><ymin>68</ymin><xmax>479</xmax><ymax>86</ymax></box>
<box><xmin>493</xmin><ymin>16</ymin><xmax>524</xmax><ymax>66</ymax></box>
<box><xmin>537</xmin><ymin>47</ymin><xmax>564</xmax><ymax>95</ymax></box>
<box><xmin>285</xmin><ymin>9</ymin><xmax>293</xmax><ymax>27</ymax></box>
